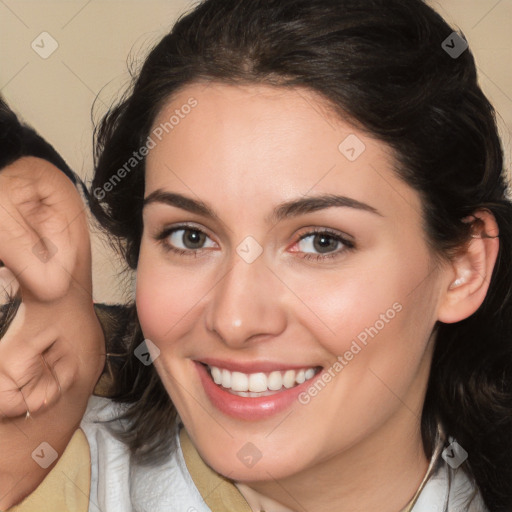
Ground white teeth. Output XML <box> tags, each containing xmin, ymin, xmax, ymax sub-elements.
<box><xmin>207</xmin><ymin>365</ymin><xmax>319</xmax><ymax>394</ymax></box>
<box><xmin>305</xmin><ymin>368</ymin><xmax>316</xmax><ymax>380</ymax></box>
<box><xmin>221</xmin><ymin>369</ymin><xmax>231</xmax><ymax>389</ymax></box>
<box><xmin>268</xmin><ymin>371</ymin><xmax>283</xmax><ymax>391</ymax></box>
<box><xmin>283</xmin><ymin>370</ymin><xmax>296</xmax><ymax>389</ymax></box>
<box><xmin>231</xmin><ymin>371</ymin><xmax>249</xmax><ymax>392</ymax></box>
<box><xmin>249</xmin><ymin>373</ymin><xmax>267</xmax><ymax>392</ymax></box>
<box><xmin>211</xmin><ymin>366</ymin><xmax>222</xmax><ymax>385</ymax></box>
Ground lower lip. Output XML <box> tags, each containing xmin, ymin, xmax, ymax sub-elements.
<box><xmin>196</xmin><ymin>362</ymin><xmax>318</xmax><ymax>420</ymax></box>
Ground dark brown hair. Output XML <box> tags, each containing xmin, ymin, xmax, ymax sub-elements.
<box><xmin>90</xmin><ymin>1</ymin><xmax>512</xmax><ymax>509</ymax></box>
<box><xmin>0</xmin><ymin>96</ymin><xmax>80</xmax><ymax>186</ymax></box>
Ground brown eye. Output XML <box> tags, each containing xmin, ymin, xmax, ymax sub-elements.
<box><xmin>312</xmin><ymin>233</ymin><xmax>340</xmax><ymax>253</ymax></box>
<box><xmin>181</xmin><ymin>229</ymin><xmax>207</xmax><ymax>249</ymax></box>
<box><xmin>157</xmin><ymin>226</ymin><xmax>217</xmax><ymax>254</ymax></box>
<box><xmin>291</xmin><ymin>228</ymin><xmax>356</xmax><ymax>263</ymax></box>
<box><xmin>297</xmin><ymin>232</ymin><xmax>345</xmax><ymax>255</ymax></box>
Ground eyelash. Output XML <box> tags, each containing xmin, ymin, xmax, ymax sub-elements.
<box><xmin>154</xmin><ymin>224</ymin><xmax>355</xmax><ymax>262</ymax></box>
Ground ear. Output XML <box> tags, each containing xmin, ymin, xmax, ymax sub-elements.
<box><xmin>0</xmin><ymin>157</ymin><xmax>91</xmax><ymax>304</ymax></box>
<box><xmin>437</xmin><ymin>209</ymin><xmax>499</xmax><ymax>324</ymax></box>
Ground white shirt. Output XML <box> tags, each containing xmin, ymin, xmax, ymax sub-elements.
<box><xmin>81</xmin><ymin>396</ymin><xmax>488</xmax><ymax>512</ymax></box>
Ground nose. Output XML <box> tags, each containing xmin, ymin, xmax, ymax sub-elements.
<box><xmin>204</xmin><ymin>255</ymin><xmax>287</xmax><ymax>348</ymax></box>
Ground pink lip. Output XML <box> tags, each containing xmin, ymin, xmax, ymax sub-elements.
<box><xmin>199</xmin><ymin>357</ymin><xmax>315</xmax><ymax>374</ymax></box>
<box><xmin>195</xmin><ymin>362</ymin><xmax>320</xmax><ymax>421</ymax></box>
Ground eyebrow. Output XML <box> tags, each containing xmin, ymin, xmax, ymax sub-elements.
<box><xmin>143</xmin><ymin>190</ymin><xmax>382</xmax><ymax>222</ymax></box>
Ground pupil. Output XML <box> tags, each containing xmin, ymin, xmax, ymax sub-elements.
<box><xmin>313</xmin><ymin>234</ymin><xmax>336</xmax><ymax>253</ymax></box>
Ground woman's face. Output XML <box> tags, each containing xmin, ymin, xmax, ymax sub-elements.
<box><xmin>137</xmin><ymin>83</ymin><xmax>450</xmax><ymax>482</ymax></box>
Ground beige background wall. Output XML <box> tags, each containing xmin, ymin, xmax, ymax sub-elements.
<box><xmin>1</xmin><ymin>0</ymin><xmax>511</xmax><ymax>303</ymax></box>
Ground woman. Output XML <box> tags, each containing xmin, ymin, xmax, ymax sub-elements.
<box><xmin>2</xmin><ymin>0</ymin><xmax>510</xmax><ymax>510</ymax></box>
<box><xmin>85</xmin><ymin>0</ymin><xmax>512</xmax><ymax>510</ymax></box>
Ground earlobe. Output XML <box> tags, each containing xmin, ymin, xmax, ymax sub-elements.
<box><xmin>437</xmin><ymin>210</ymin><xmax>499</xmax><ymax>324</ymax></box>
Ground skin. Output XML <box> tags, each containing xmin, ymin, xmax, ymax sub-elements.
<box><xmin>136</xmin><ymin>83</ymin><xmax>498</xmax><ymax>512</ymax></box>
<box><xmin>0</xmin><ymin>157</ymin><xmax>105</xmax><ymax>509</ymax></box>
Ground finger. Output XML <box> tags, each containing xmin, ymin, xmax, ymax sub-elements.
<box><xmin>19</xmin><ymin>357</ymin><xmax>62</xmax><ymax>415</ymax></box>
<box><xmin>18</xmin><ymin>342</ymin><xmax>80</xmax><ymax>416</ymax></box>
<box><xmin>1</xmin><ymin>303</ymin><xmax>58</xmax><ymax>354</ymax></box>
<box><xmin>0</xmin><ymin>303</ymin><xmax>59</xmax><ymax>416</ymax></box>
<box><xmin>0</xmin><ymin>351</ymin><xmax>64</xmax><ymax>418</ymax></box>
<box><xmin>0</xmin><ymin>387</ymin><xmax>30</xmax><ymax>418</ymax></box>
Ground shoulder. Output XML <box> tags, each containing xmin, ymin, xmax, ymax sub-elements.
<box><xmin>412</xmin><ymin>460</ymin><xmax>488</xmax><ymax>512</ymax></box>
<box><xmin>80</xmin><ymin>397</ymin><xmax>211</xmax><ymax>512</ymax></box>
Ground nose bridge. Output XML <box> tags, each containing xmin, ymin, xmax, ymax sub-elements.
<box><xmin>205</xmin><ymin>252</ymin><xmax>286</xmax><ymax>346</ymax></box>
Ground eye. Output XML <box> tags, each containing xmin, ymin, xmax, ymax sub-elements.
<box><xmin>291</xmin><ymin>228</ymin><xmax>354</xmax><ymax>261</ymax></box>
<box><xmin>156</xmin><ymin>225</ymin><xmax>217</xmax><ymax>255</ymax></box>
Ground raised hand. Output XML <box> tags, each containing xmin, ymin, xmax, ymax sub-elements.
<box><xmin>0</xmin><ymin>156</ymin><xmax>104</xmax><ymax>420</ymax></box>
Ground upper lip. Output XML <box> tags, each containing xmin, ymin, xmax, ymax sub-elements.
<box><xmin>198</xmin><ymin>358</ymin><xmax>321</xmax><ymax>374</ymax></box>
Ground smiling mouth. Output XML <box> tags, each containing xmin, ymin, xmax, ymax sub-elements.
<box><xmin>203</xmin><ymin>364</ymin><xmax>322</xmax><ymax>397</ymax></box>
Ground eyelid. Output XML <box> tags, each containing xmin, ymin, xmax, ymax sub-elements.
<box><xmin>155</xmin><ymin>222</ymin><xmax>215</xmax><ymax>241</ymax></box>
<box><xmin>296</xmin><ymin>226</ymin><xmax>354</xmax><ymax>243</ymax></box>
<box><xmin>292</xmin><ymin>226</ymin><xmax>355</xmax><ymax>250</ymax></box>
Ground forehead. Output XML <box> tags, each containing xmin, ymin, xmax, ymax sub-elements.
<box><xmin>145</xmin><ymin>82</ymin><xmax>421</xmax><ymax>223</ymax></box>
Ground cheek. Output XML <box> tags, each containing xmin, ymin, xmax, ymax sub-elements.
<box><xmin>290</xmin><ymin>249</ymin><xmax>437</xmax><ymax>362</ymax></box>
<box><xmin>287</xmin><ymin>269</ymin><xmax>402</xmax><ymax>354</ymax></box>
<box><xmin>135</xmin><ymin>244</ymin><xmax>209</xmax><ymax>343</ymax></box>
<box><xmin>135</xmin><ymin>244</ymin><xmax>175</xmax><ymax>342</ymax></box>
